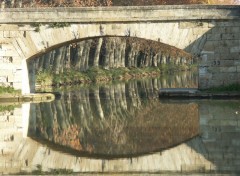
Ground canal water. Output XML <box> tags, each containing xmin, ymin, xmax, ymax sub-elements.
<box><xmin>1</xmin><ymin>71</ymin><xmax>240</xmax><ymax>175</ymax></box>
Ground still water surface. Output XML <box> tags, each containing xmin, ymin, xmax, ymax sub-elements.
<box><xmin>1</xmin><ymin>71</ymin><xmax>240</xmax><ymax>174</ymax></box>
<box><xmin>29</xmin><ymin>71</ymin><xmax>198</xmax><ymax>158</ymax></box>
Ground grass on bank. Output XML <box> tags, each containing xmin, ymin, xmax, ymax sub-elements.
<box><xmin>0</xmin><ymin>86</ymin><xmax>21</xmax><ymax>95</ymax></box>
<box><xmin>36</xmin><ymin>64</ymin><xmax>191</xmax><ymax>87</ymax></box>
<box><xmin>0</xmin><ymin>105</ymin><xmax>16</xmax><ymax>112</ymax></box>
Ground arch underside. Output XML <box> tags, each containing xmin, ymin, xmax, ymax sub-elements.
<box><xmin>24</xmin><ymin>22</ymin><xmax>208</xmax><ymax>61</ymax></box>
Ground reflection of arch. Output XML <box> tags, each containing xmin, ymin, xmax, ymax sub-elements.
<box><xmin>25</xmin><ymin>100</ymin><xmax>240</xmax><ymax>174</ymax></box>
<box><xmin>27</xmin><ymin>81</ymin><xmax>199</xmax><ymax>159</ymax></box>
<box><xmin>10</xmin><ymin>136</ymin><xmax>213</xmax><ymax>173</ymax></box>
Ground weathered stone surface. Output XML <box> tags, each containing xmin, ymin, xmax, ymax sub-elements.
<box><xmin>230</xmin><ymin>46</ymin><xmax>240</xmax><ymax>53</ymax></box>
<box><xmin>0</xmin><ymin>6</ymin><xmax>239</xmax><ymax>91</ymax></box>
<box><xmin>206</xmin><ymin>33</ymin><xmax>222</xmax><ymax>41</ymax></box>
<box><xmin>220</xmin><ymin>66</ymin><xmax>237</xmax><ymax>73</ymax></box>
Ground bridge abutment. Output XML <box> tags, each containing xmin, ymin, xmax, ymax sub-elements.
<box><xmin>199</xmin><ymin>20</ymin><xmax>240</xmax><ymax>89</ymax></box>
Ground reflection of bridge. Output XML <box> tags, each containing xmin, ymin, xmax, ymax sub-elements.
<box><xmin>1</xmin><ymin>98</ymin><xmax>240</xmax><ymax>174</ymax></box>
<box><xmin>0</xmin><ymin>5</ymin><xmax>240</xmax><ymax>93</ymax></box>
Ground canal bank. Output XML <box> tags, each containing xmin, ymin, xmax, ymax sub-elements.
<box><xmin>159</xmin><ymin>88</ymin><xmax>240</xmax><ymax>99</ymax></box>
<box><xmin>0</xmin><ymin>93</ymin><xmax>55</xmax><ymax>103</ymax></box>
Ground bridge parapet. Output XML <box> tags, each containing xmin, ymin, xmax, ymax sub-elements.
<box><xmin>0</xmin><ymin>5</ymin><xmax>239</xmax><ymax>23</ymax></box>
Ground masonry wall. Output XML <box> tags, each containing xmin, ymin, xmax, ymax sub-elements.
<box><xmin>199</xmin><ymin>100</ymin><xmax>240</xmax><ymax>172</ymax></box>
<box><xmin>199</xmin><ymin>20</ymin><xmax>240</xmax><ymax>89</ymax></box>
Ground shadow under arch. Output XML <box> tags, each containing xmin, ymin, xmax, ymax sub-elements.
<box><xmin>27</xmin><ymin>35</ymin><xmax>194</xmax><ymax>92</ymax></box>
<box><xmin>27</xmin><ymin>35</ymin><xmax>193</xmax><ymax>61</ymax></box>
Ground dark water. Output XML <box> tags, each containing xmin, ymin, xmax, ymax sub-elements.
<box><xmin>28</xmin><ymin>71</ymin><xmax>198</xmax><ymax>158</ymax></box>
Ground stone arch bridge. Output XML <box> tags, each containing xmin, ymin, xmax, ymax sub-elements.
<box><xmin>0</xmin><ymin>5</ymin><xmax>240</xmax><ymax>94</ymax></box>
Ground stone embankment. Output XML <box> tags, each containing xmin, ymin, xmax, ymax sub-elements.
<box><xmin>159</xmin><ymin>88</ymin><xmax>240</xmax><ymax>98</ymax></box>
<box><xmin>0</xmin><ymin>93</ymin><xmax>55</xmax><ymax>103</ymax></box>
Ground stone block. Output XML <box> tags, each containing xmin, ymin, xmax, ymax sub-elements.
<box><xmin>5</xmin><ymin>50</ymin><xmax>19</xmax><ymax>57</ymax></box>
<box><xmin>224</xmin><ymin>152</ymin><xmax>238</xmax><ymax>159</ymax></box>
<box><xmin>0</xmin><ymin>76</ymin><xmax>7</xmax><ymax>83</ymax></box>
<box><xmin>218</xmin><ymin>40</ymin><xmax>239</xmax><ymax>47</ymax></box>
<box><xmin>232</xmin><ymin>140</ymin><xmax>240</xmax><ymax>146</ymax></box>
<box><xmin>202</xmin><ymin>41</ymin><xmax>215</xmax><ymax>51</ymax></box>
<box><xmin>0</xmin><ymin>31</ymin><xmax>3</xmax><ymax>38</ymax></box>
<box><xmin>179</xmin><ymin>21</ymin><xmax>205</xmax><ymax>29</ymax></box>
<box><xmin>230</xmin><ymin>46</ymin><xmax>240</xmax><ymax>53</ymax></box>
<box><xmin>237</xmin><ymin>66</ymin><xmax>240</xmax><ymax>72</ymax></box>
<box><xmin>209</xmin><ymin>67</ymin><xmax>221</xmax><ymax>73</ymax></box>
<box><xmin>220</xmin><ymin>53</ymin><xmax>240</xmax><ymax>60</ymax></box>
<box><xmin>0</xmin><ymin>63</ymin><xmax>15</xmax><ymax>70</ymax></box>
<box><xmin>214</xmin><ymin>47</ymin><xmax>229</xmax><ymax>54</ymax></box>
<box><xmin>230</xmin><ymin>27</ymin><xmax>240</xmax><ymax>34</ymax></box>
<box><xmin>217</xmin><ymin>60</ymin><xmax>235</xmax><ymax>67</ymax></box>
<box><xmin>7</xmin><ymin>74</ymin><xmax>15</xmax><ymax>82</ymax></box>
<box><xmin>11</xmin><ymin>12</ymin><xmax>29</xmax><ymax>20</ymax></box>
<box><xmin>9</xmin><ymin>31</ymin><xmax>20</xmax><ymax>38</ymax></box>
<box><xmin>192</xmin><ymin>28</ymin><xmax>209</xmax><ymax>35</ymax></box>
<box><xmin>215</xmin><ymin>21</ymin><xmax>237</xmax><ymax>27</ymax></box>
<box><xmin>207</xmin><ymin>33</ymin><xmax>221</xmax><ymax>41</ymax></box>
<box><xmin>212</xmin><ymin>26</ymin><xmax>240</xmax><ymax>34</ymax></box>
<box><xmin>0</xmin><ymin>50</ymin><xmax>6</xmax><ymax>56</ymax></box>
<box><xmin>12</xmin><ymin>82</ymin><xmax>21</xmax><ymax>90</ymax></box>
<box><xmin>11</xmin><ymin>57</ymin><xmax>22</xmax><ymax>65</ymax></box>
<box><xmin>227</xmin><ymin>78</ymin><xmax>240</xmax><ymax>85</ymax></box>
<box><xmin>222</xmin><ymin>33</ymin><xmax>240</xmax><ymax>40</ymax></box>
<box><xmin>0</xmin><ymin>56</ymin><xmax>13</xmax><ymax>63</ymax></box>
<box><xmin>208</xmin><ymin>21</ymin><xmax>216</xmax><ymax>28</ymax></box>
<box><xmin>3</xmin><ymin>31</ymin><xmax>10</xmax><ymax>38</ymax></box>
<box><xmin>221</xmin><ymin>132</ymin><xmax>240</xmax><ymax>140</ymax></box>
<box><xmin>181</xmin><ymin>164</ymin><xmax>207</xmax><ymax>172</ymax></box>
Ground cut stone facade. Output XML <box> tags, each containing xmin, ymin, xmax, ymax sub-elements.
<box><xmin>0</xmin><ymin>5</ymin><xmax>239</xmax><ymax>93</ymax></box>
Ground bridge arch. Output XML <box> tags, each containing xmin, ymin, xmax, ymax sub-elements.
<box><xmin>0</xmin><ymin>6</ymin><xmax>239</xmax><ymax>94</ymax></box>
<box><xmin>18</xmin><ymin>22</ymin><xmax>205</xmax><ymax>93</ymax></box>
<box><xmin>23</xmin><ymin>22</ymin><xmax>206</xmax><ymax>61</ymax></box>
<box><xmin>27</xmin><ymin>35</ymin><xmax>194</xmax><ymax>92</ymax></box>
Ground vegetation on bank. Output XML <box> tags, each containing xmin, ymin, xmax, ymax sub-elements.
<box><xmin>0</xmin><ymin>105</ymin><xmax>16</xmax><ymax>112</ymax></box>
<box><xmin>36</xmin><ymin>64</ymin><xmax>194</xmax><ymax>87</ymax></box>
<box><xmin>0</xmin><ymin>86</ymin><xmax>21</xmax><ymax>95</ymax></box>
<box><xmin>6</xmin><ymin>0</ymin><xmax>238</xmax><ymax>8</ymax></box>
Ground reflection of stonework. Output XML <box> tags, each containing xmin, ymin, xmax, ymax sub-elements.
<box><xmin>1</xmin><ymin>97</ymin><xmax>240</xmax><ymax>174</ymax></box>
<box><xmin>0</xmin><ymin>107</ymin><xmax>24</xmax><ymax>174</ymax></box>
<box><xmin>0</xmin><ymin>56</ymin><xmax>13</xmax><ymax>63</ymax></box>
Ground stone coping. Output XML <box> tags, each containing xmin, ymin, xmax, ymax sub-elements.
<box><xmin>1</xmin><ymin>5</ymin><xmax>239</xmax><ymax>11</ymax></box>
<box><xmin>159</xmin><ymin>88</ymin><xmax>240</xmax><ymax>99</ymax></box>
<box><xmin>0</xmin><ymin>5</ymin><xmax>239</xmax><ymax>23</ymax></box>
<box><xmin>0</xmin><ymin>93</ymin><xmax>55</xmax><ymax>103</ymax></box>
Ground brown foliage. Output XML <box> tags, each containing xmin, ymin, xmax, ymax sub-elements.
<box><xmin>13</xmin><ymin>0</ymin><xmax>240</xmax><ymax>7</ymax></box>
